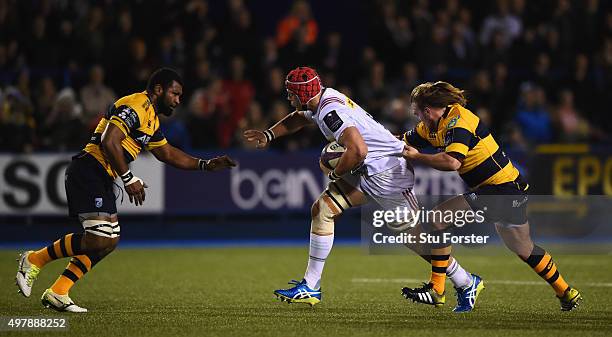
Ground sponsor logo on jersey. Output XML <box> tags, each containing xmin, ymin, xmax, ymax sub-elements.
<box><xmin>118</xmin><ymin>106</ymin><xmax>139</xmax><ymax>129</ymax></box>
<box><xmin>323</xmin><ymin>110</ymin><xmax>344</xmax><ymax>132</ymax></box>
<box><xmin>95</xmin><ymin>197</ymin><xmax>103</xmax><ymax>208</ymax></box>
<box><xmin>136</xmin><ymin>134</ymin><xmax>151</xmax><ymax>146</ymax></box>
<box><xmin>444</xmin><ymin>130</ymin><xmax>453</xmax><ymax>146</ymax></box>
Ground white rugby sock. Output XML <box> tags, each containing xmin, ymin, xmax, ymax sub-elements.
<box><xmin>304</xmin><ymin>233</ymin><xmax>334</xmax><ymax>289</ymax></box>
<box><xmin>446</xmin><ymin>258</ymin><xmax>473</xmax><ymax>289</ymax></box>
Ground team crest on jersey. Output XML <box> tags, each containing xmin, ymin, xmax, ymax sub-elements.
<box><xmin>323</xmin><ymin>110</ymin><xmax>344</xmax><ymax>132</ymax></box>
<box><xmin>95</xmin><ymin>197</ymin><xmax>103</xmax><ymax>208</ymax></box>
<box><xmin>446</xmin><ymin>116</ymin><xmax>460</xmax><ymax>128</ymax></box>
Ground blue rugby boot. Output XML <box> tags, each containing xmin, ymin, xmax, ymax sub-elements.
<box><xmin>453</xmin><ymin>274</ymin><xmax>485</xmax><ymax>313</ymax></box>
<box><xmin>274</xmin><ymin>279</ymin><xmax>321</xmax><ymax>306</ymax></box>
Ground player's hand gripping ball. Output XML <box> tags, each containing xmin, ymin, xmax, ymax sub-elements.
<box><xmin>320</xmin><ymin>141</ymin><xmax>346</xmax><ymax>174</ymax></box>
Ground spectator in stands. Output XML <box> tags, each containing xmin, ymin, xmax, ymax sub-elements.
<box><xmin>515</xmin><ymin>82</ymin><xmax>553</xmax><ymax>144</ymax></box>
<box><xmin>40</xmin><ymin>88</ymin><xmax>86</xmax><ymax>151</ymax></box>
<box><xmin>80</xmin><ymin>65</ymin><xmax>116</xmax><ymax>131</ymax></box>
<box><xmin>279</xmin><ymin>19</ymin><xmax>318</xmax><ymax>69</ymax></box>
<box><xmin>258</xmin><ymin>67</ymin><xmax>285</xmax><ymax>112</ymax></box>
<box><xmin>390</xmin><ymin>63</ymin><xmax>420</xmax><ymax>98</ymax></box>
<box><xmin>552</xmin><ymin>89</ymin><xmax>590</xmax><ymax>143</ymax></box>
<box><xmin>276</xmin><ymin>0</ymin><xmax>318</xmax><ymax>48</ymax></box>
<box><xmin>160</xmin><ymin>109</ymin><xmax>192</xmax><ymax>151</ymax></box>
<box><xmin>219</xmin><ymin>56</ymin><xmax>254</xmax><ymax>148</ymax></box>
<box><xmin>0</xmin><ymin>87</ymin><xmax>36</xmax><ymax>152</ymax></box>
<box><xmin>222</xmin><ymin>7</ymin><xmax>258</xmax><ymax>68</ymax></box>
<box><xmin>358</xmin><ymin>61</ymin><xmax>388</xmax><ymax>118</ymax></box>
<box><xmin>25</xmin><ymin>16</ymin><xmax>57</xmax><ymax>67</ymax></box>
<box><xmin>191</xmin><ymin>59</ymin><xmax>213</xmax><ymax>89</ymax></box>
<box><xmin>417</xmin><ymin>24</ymin><xmax>449</xmax><ymax>79</ymax></box>
<box><xmin>318</xmin><ymin>32</ymin><xmax>347</xmax><ymax>83</ymax></box>
<box><xmin>119</xmin><ymin>37</ymin><xmax>154</xmax><ymax>95</ymax></box>
<box><xmin>490</xmin><ymin>62</ymin><xmax>515</xmax><ymax>132</ymax></box>
<box><xmin>78</xmin><ymin>6</ymin><xmax>106</xmax><ymax>64</ymax></box>
<box><xmin>568</xmin><ymin>54</ymin><xmax>598</xmax><ymax>119</ymax></box>
<box><xmin>480</xmin><ymin>0</ymin><xmax>522</xmax><ymax>48</ymax></box>
<box><xmin>35</xmin><ymin>77</ymin><xmax>57</xmax><ymax>125</ymax></box>
<box><xmin>449</xmin><ymin>21</ymin><xmax>476</xmax><ymax>69</ymax></box>
<box><xmin>381</xmin><ymin>95</ymin><xmax>419</xmax><ymax>136</ymax></box>
<box><xmin>260</xmin><ymin>37</ymin><xmax>280</xmax><ymax>75</ymax></box>
<box><xmin>468</xmin><ymin>70</ymin><xmax>493</xmax><ymax>111</ymax></box>
<box><xmin>186</xmin><ymin>82</ymin><xmax>224</xmax><ymax>149</ymax></box>
<box><xmin>235</xmin><ymin>101</ymin><xmax>268</xmax><ymax>149</ymax></box>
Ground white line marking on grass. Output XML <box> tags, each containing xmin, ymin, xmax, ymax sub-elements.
<box><xmin>351</xmin><ymin>278</ymin><xmax>612</xmax><ymax>287</ymax></box>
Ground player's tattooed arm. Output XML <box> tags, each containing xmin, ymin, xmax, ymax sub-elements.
<box><xmin>243</xmin><ymin>110</ymin><xmax>312</xmax><ymax>149</ymax></box>
<box><xmin>101</xmin><ymin>123</ymin><xmax>148</xmax><ymax>205</ymax></box>
<box><xmin>151</xmin><ymin>143</ymin><xmax>236</xmax><ymax>171</ymax></box>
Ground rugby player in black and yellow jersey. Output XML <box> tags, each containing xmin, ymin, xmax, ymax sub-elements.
<box><xmin>399</xmin><ymin>81</ymin><xmax>582</xmax><ymax>311</ymax></box>
<box><xmin>15</xmin><ymin>68</ymin><xmax>236</xmax><ymax>312</ymax></box>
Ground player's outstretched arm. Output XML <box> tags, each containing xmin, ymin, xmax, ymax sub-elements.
<box><xmin>151</xmin><ymin>143</ymin><xmax>237</xmax><ymax>171</ymax></box>
<box><xmin>101</xmin><ymin>123</ymin><xmax>147</xmax><ymax>206</ymax></box>
<box><xmin>402</xmin><ymin>145</ymin><xmax>462</xmax><ymax>171</ymax></box>
<box><xmin>243</xmin><ymin>110</ymin><xmax>311</xmax><ymax>149</ymax></box>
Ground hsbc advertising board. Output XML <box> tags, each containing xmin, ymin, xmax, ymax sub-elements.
<box><xmin>0</xmin><ymin>153</ymin><xmax>164</xmax><ymax>215</ymax></box>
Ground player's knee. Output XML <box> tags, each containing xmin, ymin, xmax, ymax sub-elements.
<box><xmin>509</xmin><ymin>242</ymin><xmax>533</xmax><ymax>260</ymax></box>
<box><xmin>311</xmin><ymin>195</ymin><xmax>341</xmax><ymax>235</ymax></box>
<box><xmin>83</xmin><ymin>234</ymin><xmax>115</xmax><ymax>254</ymax></box>
<box><xmin>81</xmin><ymin>218</ymin><xmax>121</xmax><ymax>254</ymax></box>
<box><xmin>100</xmin><ymin>237</ymin><xmax>119</xmax><ymax>257</ymax></box>
<box><xmin>311</xmin><ymin>200</ymin><xmax>320</xmax><ymax>218</ymax></box>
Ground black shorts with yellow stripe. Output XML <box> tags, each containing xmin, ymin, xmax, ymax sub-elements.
<box><xmin>463</xmin><ymin>176</ymin><xmax>529</xmax><ymax>226</ymax></box>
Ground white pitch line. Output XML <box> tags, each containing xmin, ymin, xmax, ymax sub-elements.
<box><xmin>351</xmin><ymin>278</ymin><xmax>612</xmax><ymax>288</ymax></box>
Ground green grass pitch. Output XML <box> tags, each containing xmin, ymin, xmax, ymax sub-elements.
<box><xmin>1</xmin><ymin>245</ymin><xmax>611</xmax><ymax>336</ymax></box>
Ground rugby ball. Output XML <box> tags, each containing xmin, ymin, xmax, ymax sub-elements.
<box><xmin>320</xmin><ymin>141</ymin><xmax>346</xmax><ymax>170</ymax></box>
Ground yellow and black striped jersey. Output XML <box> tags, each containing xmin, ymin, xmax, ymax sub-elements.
<box><xmin>83</xmin><ymin>91</ymin><xmax>167</xmax><ymax>178</ymax></box>
<box><xmin>403</xmin><ymin>103</ymin><xmax>520</xmax><ymax>189</ymax></box>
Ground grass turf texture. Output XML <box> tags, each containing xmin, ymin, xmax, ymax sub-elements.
<box><xmin>1</xmin><ymin>246</ymin><xmax>611</xmax><ymax>337</ymax></box>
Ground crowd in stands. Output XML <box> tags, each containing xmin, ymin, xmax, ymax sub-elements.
<box><xmin>1</xmin><ymin>0</ymin><xmax>611</xmax><ymax>153</ymax></box>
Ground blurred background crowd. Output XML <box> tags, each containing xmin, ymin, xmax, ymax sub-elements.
<box><xmin>1</xmin><ymin>0</ymin><xmax>611</xmax><ymax>153</ymax></box>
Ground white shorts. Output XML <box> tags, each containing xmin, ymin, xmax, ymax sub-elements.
<box><xmin>342</xmin><ymin>159</ymin><xmax>418</xmax><ymax>212</ymax></box>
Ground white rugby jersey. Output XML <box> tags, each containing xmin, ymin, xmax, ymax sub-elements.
<box><xmin>303</xmin><ymin>88</ymin><xmax>407</xmax><ymax>176</ymax></box>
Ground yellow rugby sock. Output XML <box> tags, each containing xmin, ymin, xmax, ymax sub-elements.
<box><xmin>430</xmin><ymin>248</ymin><xmax>450</xmax><ymax>295</ymax></box>
<box><xmin>51</xmin><ymin>255</ymin><xmax>95</xmax><ymax>295</ymax></box>
<box><xmin>523</xmin><ymin>245</ymin><xmax>570</xmax><ymax>296</ymax></box>
<box><xmin>28</xmin><ymin>233</ymin><xmax>82</xmax><ymax>268</ymax></box>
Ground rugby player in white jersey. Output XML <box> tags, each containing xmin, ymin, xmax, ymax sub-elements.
<box><xmin>244</xmin><ymin>67</ymin><xmax>483</xmax><ymax>311</ymax></box>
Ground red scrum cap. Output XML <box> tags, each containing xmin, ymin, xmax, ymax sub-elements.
<box><xmin>285</xmin><ymin>66</ymin><xmax>322</xmax><ymax>107</ymax></box>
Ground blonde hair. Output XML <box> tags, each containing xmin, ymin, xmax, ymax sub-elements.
<box><xmin>410</xmin><ymin>81</ymin><xmax>467</xmax><ymax>109</ymax></box>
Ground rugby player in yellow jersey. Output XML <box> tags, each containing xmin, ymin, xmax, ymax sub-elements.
<box><xmin>399</xmin><ymin>81</ymin><xmax>582</xmax><ymax>311</ymax></box>
<box><xmin>15</xmin><ymin>68</ymin><xmax>236</xmax><ymax>312</ymax></box>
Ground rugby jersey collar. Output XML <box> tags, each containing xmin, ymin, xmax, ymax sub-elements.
<box><xmin>313</xmin><ymin>88</ymin><xmax>328</xmax><ymax>116</ymax></box>
<box><xmin>434</xmin><ymin>105</ymin><xmax>453</xmax><ymax>133</ymax></box>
